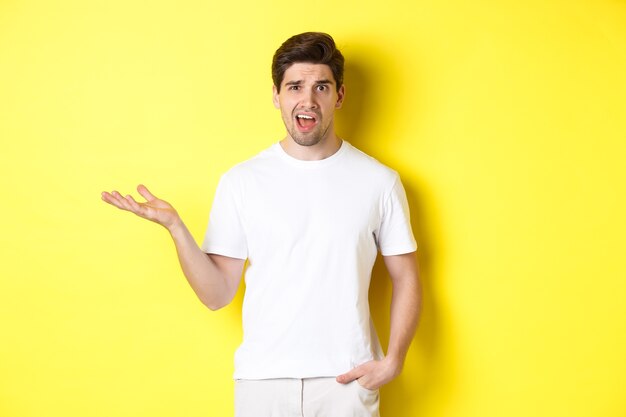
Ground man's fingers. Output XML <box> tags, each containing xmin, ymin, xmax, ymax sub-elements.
<box><xmin>125</xmin><ymin>194</ymin><xmax>155</xmax><ymax>219</ymax></box>
<box><xmin>102</xmin><ymin>191</ymin><xmax>140</xmax><ymax>214</ymax></box>
<box><xmin>137</xmin><ymin>184</ymin><xmax>156</xmax><ymax>202</ymax></box>
<box><xmin>102</xmin><ymin>191</ymin><xmax>129</xmax><ymax>211</ymax></box>
<box><xmin>101</xmin><ymin>191</ymin><xmax>114</xmax><ymax>205</ymax></box>
<box><xmin>111</xmin><ymin>191</ymin><xmax>133</xmax><ymax>211</ymax></box>
<box><xmin>336</xmin><ymin>366</ymin><xmax>365</xmax><ymax>384</ymax></box>
<box><xmin>124</xmin><ymin>194</ymin><xmax>144</xmax><ymax>214</ymax></box>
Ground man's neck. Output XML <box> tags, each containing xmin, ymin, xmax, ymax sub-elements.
<box><xmin>279</xmin><ymin>135</ymin><xmax>343</xmax><ymax>161</ymax></box>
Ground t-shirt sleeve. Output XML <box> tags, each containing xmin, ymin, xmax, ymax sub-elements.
<box><xmin>200</xmin><ymin>172</ymin><xmax>248</xmax><ymax>260</ymax></box>
<box><xmin>378</xmin><ymin>174</ymin><xmax>418</xmax><ymax>256</ymax></box>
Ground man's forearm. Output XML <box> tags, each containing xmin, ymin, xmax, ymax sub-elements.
<box><xmin>386</xmin><ymin>272</ymin><xmax>421</xmax><ymax>366</ymax></box>
<box><xmin>167</xmin><ymin>218</ymin><xmax>242</xmax><ymax>310</ymax></box>
<box><xmin>384</xmin><ymin>253</ymin><xmax>422</xmax><ymax>368</ymax></box>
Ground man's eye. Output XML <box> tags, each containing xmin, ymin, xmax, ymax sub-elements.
<box><xmin>288</xmin><ymin>85</ymin><xmax>300</xmax><ymax>91</ymax></box>
<box><xmin>316</xmin><ymin>85</ymin><xmax>327</xmax><ymax>91</ymax></box>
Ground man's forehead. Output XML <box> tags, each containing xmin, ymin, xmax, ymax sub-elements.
<box><xmin>282</xmin><ymin>63</ymin><xmax>335</xmax><ymax>84</ymax></box>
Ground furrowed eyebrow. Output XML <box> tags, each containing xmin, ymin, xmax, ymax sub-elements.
<box><xmin>283</xmin><ymin>79</ymin><xmax>335</xmax><ymax>86</ymax></box>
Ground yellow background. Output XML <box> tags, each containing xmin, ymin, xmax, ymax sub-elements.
<box><xmin>1</xmin><ymin>0</ymin><xmax>625</xmax><ymax>416</ymax></box>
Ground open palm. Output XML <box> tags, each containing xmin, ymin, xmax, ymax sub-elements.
<box><xmin>101</xmin><ymin>184</ymin><xmax>179</xmax><ymax>229</ymax></box>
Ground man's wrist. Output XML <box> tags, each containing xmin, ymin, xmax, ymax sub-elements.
<box><xmin>166</xmin><ymin>215</ymin><xmax>185</xmax><ymax>235</ymax></box>
<box><xmin>383</xmin><ymin>354</ymin><xmax>404</xmax><ymax>375</ymax></box>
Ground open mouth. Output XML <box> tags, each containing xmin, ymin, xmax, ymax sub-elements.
<box><xmin>295</xmin><ymin>113</ymin><xmax>318</xmax><ymax>131</ymax></box>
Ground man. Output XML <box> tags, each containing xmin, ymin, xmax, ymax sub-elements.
<box><xmin>102</xmin><ymin>32</ymin><xmax>421</xmax><ymax>417</ymax></box>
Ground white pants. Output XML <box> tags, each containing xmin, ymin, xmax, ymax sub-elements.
<box><xmin>234</xmin><ymin>377</ymin><xmax>380</xmax><ymax>417</ymax></box>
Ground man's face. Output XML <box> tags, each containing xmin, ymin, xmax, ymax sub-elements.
<box><xmin>273</xmin><ymin>63</ymin><xmax>345</xmax><ymax>147</ymax></box>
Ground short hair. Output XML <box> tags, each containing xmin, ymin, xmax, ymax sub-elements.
<box><xmin>272</xmin><ymin>32</ymin><xmax>344</xmax><ymax>93</ymax></box>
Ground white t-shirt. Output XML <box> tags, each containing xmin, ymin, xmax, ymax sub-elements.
<box><xmin>201</xmin><ymin>141</ymin><xmax>417</xmax><ymax>379</ymax></box>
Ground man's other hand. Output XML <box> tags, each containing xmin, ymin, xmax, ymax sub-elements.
<box><xmin>335</xmin><ymin>357</ymin><xmax>402</xmax><ymax>390</ymax></box>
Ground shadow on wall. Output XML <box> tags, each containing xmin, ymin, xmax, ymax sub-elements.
<box><xmin>338</xmin><ymin>46</ymin><xmax>450</xmax><ymax>416</ymax></box>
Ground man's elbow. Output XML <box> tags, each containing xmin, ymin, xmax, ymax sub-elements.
<box><xmin>199</xmin><ymin>293</ymin><xmax>233</xmax><ymax>311</ymax></box>
<box><xmin>199</xmin><ymin>297</ymin><xmax>222</xmax><ymax>311</ymax></box>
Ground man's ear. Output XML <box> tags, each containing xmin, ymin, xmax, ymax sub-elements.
<box><xmin>335</xmin><ymin>84</ymin><xmax>345</xmax><ymax>109</ymax></box>
<box><xmin>272</xmin><ymin>85</ymin><xmax>280</xmax><ymax>109</ymax></box>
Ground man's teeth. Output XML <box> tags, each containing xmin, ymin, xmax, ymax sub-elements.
<box><xmin>297</xmin><ymin>115</ymin><xmax>314</xmax><ymax>119</ymax></box>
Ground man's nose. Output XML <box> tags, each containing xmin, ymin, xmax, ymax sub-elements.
<box><xmin>300</xmin><ymin>89</ymin><xmax>317</xmax><ymax>108</ymax></box>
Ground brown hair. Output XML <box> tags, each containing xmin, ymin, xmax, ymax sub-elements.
<box><xmin>272</xmin><ymin>32</ymin><xmax>344</xmax><ymax>93</ymax></box>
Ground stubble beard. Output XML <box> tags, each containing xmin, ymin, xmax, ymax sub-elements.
<box><xmin>288</xmin><ymin>129</ymin><xmax>322</xmax><ymax>147</ymax></box>
<box><xmin>286</xmin><ymin>119</ymin><xmax>332</xmax><ymax>147</ymax></box>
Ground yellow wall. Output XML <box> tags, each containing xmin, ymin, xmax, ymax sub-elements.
<box><xmin>1</xmin><ymin>1</ymin><xmax>625</xmax><ymax>416</ymax></box>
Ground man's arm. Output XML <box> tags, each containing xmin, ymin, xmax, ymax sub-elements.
<box><xmin>101</xmin><ymin>185</ymin><xmax>245</xmax><ymax>310</ymax></box>
<box><xmin>336</xmin><ymin>251</ymin><xmax>421</xmax><ymax>389</ymax></box>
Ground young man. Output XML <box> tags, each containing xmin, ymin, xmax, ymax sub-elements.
<box><xmin>102</xmin><ymin>32</ymin><xmax>421</xmax><ymax>417</ymax></box>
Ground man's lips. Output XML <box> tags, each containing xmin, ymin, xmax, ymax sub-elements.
<box><xmin>294</xmin><ymin>112</ymin><xmax>318</xmax><ymax>132</ymax></box>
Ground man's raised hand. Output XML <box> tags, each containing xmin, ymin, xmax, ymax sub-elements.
<box><xmin>101</xmin><ymin>184</ymin><xmax>180</xmax><ymax>230</ymax></box>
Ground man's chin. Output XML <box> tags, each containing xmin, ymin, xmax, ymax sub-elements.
<box><xmin>290</xmin><ymin>133</ymin><xmax>322</xmax><ymax>147</ymax></box>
